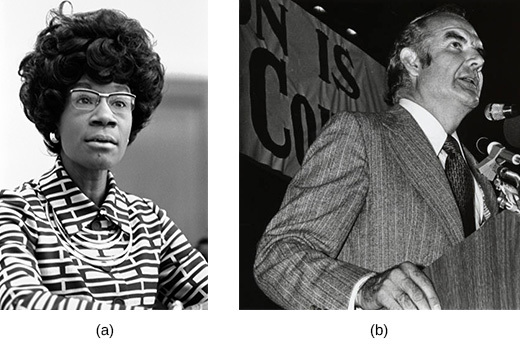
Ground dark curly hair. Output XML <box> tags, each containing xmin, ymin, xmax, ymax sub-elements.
<box><xmin>19</xmin><ymin>3</ymin><xmax>165</xmax><ymax>154</ymax></box>
<box><xmin>385</xmin><ymin>5</ymin><xmax>467</xmax><ymax>105</ymax></box>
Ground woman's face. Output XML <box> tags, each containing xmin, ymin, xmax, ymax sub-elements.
<box><xmin>57</xmin><ymin>76</ymin><xmax>133</xmax><ymax>174</ymax></box>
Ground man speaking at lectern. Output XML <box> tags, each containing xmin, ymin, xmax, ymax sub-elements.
<box><xmin>254</xmin><ymin>5</ymin><xmax>499</xmax><ymax>310</ymax></box>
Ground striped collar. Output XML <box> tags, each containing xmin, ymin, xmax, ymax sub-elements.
<box><xmin>38</xmin><ymin>159</ymin><xmax>132</xmax><ymax>235</ymax></box>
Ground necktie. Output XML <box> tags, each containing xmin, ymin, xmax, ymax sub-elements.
<box><xmin>442</xmin><ymin>135</ymin><xmax>476</xmax><ymax>237</ymax></box>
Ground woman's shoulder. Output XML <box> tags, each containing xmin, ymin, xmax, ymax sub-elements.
<box><xmin>119</xmin><ymin>189</ymin><xmax>154</xmax><ymax>208</ymax></box>
<box><xmin>0</xmin><ymin>180</ymin><xmax>39</xmax><ymax>209</ymax></box>
<box><xmin>118</xmin><ymin>189</ymin><xmax>169</xmax><ymax>219</ymax></box>
<box><xmin>0</xmin><ymin>181</ymin><xmax>42</xmax><ymax>232</ymax></box>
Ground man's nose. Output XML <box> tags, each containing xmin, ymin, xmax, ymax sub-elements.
<box><xmin>468</xmin><ymin>48</ymin><xmax>485</xmax><ymax>70</ymax></box>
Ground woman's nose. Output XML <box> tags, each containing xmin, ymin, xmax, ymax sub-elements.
<box><xmin>89</xmin><ymin>98</ymin><xmax>117</xmax><ymax>126</ymax></box>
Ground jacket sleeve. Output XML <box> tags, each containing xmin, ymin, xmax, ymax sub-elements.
<box><xmin>253</xmin><ymin>113</ymin><xmax>374</xmax><ymax>310</ymax></box>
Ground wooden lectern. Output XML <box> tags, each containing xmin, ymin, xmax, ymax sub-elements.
<box><xmin>424</xmin><ymin>210</ymin><xmax>520</xmax><ymax>309</ymax></box>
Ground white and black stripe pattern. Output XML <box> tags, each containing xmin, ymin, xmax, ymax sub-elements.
<box><xmin>0</xmin><ymin>159</ymin><xmax>208</xmax><ymax>310</ymax></box>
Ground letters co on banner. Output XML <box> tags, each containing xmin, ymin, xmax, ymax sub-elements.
<box><xmin>240</xmin><ymin>0</ymin><xmax>388</xmax><ymax>177</ymax></box>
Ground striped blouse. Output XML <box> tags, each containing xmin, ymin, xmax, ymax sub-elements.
<box><xmin>0</xmin><ymin>159</ymin><xmax>208</xmax><ymax>310</ymax></box>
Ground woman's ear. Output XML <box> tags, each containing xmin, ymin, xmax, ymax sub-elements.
<box><xmin>400</xmin><ymin>47</ymin><xmax>421</xmax><ymax>77</ymax></box>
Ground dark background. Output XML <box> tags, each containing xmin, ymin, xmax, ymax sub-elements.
<box><xmin>240</xmin><ymin>0</ymin><xmax>520</xmax><ymax>309</ymax></box>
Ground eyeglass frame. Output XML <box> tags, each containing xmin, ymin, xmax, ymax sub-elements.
<box><xmin>68</xmin><ymin>88</ymin><xmax>136</xmax><ymax>114</ymax></box>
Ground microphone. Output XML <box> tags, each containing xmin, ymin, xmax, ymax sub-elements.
<box><xmin>497</xmin><ymin>166</ymin><xmax>520</xmax><ymax>189</ymax></box>
<box><xmin>485</xmin><ymin>103</ymin><xmax>519</xmax><ymax>121</ymax></box>
<box><xmin>476</xmin><ymin>137</ymin><xmax>520</xmax><ymax>165</ymax></box>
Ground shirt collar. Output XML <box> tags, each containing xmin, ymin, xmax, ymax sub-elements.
<box><xmin>399</xmin><ymin>98</ymin><xmax>463</xmax><ymax>156</ymax></box>
<box><xmin>38</xmin><ymin>158</ymin><xmax>131</xmax><ymax>235</ymax></box>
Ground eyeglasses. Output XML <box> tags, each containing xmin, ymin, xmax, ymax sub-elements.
<box><xmin>69</xmin><ymin>88</ymin><xmax>136</xmax><ymax>115</ymax></box>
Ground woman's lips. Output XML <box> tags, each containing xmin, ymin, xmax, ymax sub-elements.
<box><xmin>85</xmin><ymin>134</ymin><xmax>117</xmax><ymax>144</ymax></box>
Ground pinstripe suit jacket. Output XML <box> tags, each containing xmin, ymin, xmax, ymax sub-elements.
<box><xmin>253</xmin><ymin>105</ymin><xmax>499</xmax><ymax>310</ymax></box>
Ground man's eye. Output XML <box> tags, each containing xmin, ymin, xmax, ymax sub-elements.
<box><xmin>451</xmin><ymin>41</ymin><xmax>462</xmax><ymax>49</ymax></box>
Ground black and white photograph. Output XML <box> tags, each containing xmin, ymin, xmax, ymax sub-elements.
<box><xmin>0</xmin><ymin>0</ymin><xmax>208</xmax><ymax>320</ymax></box>
<box><xmin>4</xmin><ymin>0</ymin><xmax>520</xmax><ymax>343</ymax></box>
<box><xmin>240</xmin><ymin>0</ymin><xmax>520</xmax><ymax>315</ymax></box>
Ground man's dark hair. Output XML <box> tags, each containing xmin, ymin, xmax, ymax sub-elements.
<box><xmin>385</xmin><ymin>5</ymin><xmax>467</xmax><ymax>105</ymax></box>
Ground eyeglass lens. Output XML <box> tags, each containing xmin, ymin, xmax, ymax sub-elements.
<box><xmin>70</xmin><ymin>89</ymin><xmax>135</xmax><ymax>114</ymax></box>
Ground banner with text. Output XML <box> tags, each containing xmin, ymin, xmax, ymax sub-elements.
<box><xmin>240</xmin><ymin>0</ymin><xmax>388</xmax><ymax>177</ymax></box>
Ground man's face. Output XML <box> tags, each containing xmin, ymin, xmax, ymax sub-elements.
<box><xmin>416</xmin><ymin>14</ymin><xmax>485</xmax><ymax>112</ymax></box>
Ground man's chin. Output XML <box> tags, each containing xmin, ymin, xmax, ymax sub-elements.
<box><xmin>457</xmin><ymin>91</ymin><xmax>480</xmax><ymax>111</ymax></box>
<box><xmin>466</xmin><ymin>97</ymin><xmax>480</xmax><ymax>110</ymax></box>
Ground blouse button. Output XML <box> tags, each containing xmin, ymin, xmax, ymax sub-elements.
<box><xmin>113</xmin><ymin>298</ymin><xmax>126</xmax><ymax>307</ymax></box>
<box><xmin>91</xmin><ymin>220</ymin><xmax>102</xmax><ymax>231</ymax></box>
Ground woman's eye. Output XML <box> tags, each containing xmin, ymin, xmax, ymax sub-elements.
<box><xmin>111</xmin><ymin>100</ymin><xmax>128</xmax><ymax>108</ymax></box>
<box><xmin>77</xmin><ymin>96</ymin><xmax>95</xmax><ymax>104</ymax></box>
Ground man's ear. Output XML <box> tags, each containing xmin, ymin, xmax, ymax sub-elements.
<box><xmin>400</xmin><ymin>47</ymin><xmax>421</xmax><ymax>77</ymax></box>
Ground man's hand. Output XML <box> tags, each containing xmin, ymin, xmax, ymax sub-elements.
<box><xmin>356</xmin><ymin>261</ymin><xmax>441</xmax><ymax>310</ymax></box>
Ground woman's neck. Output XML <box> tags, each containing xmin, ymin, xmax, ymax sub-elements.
<box><xmin>60</xmin><ymin>156</ymin><xmax>108</xmax><ymax>207</ymax></box>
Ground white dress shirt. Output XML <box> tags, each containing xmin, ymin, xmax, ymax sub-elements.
<box><xmin>399</xmin><ymin>98</ymin><xmax>484</xmax><ymax>227</ymax></box>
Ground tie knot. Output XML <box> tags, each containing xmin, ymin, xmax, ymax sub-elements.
<box><xmin>443</xmin><ymin>135</ymin><xmax>462</xmax><ymax>156</ymax></box>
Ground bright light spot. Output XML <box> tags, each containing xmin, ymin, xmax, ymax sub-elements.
<box><xmin>313</xmin><ymin>6</ymin><xmax>326</xmax><ymax>13</ymax></box>
<box><xmin>346</xmin><ymin>28</ymin><xmax>357</xmax><ymax>36</ymax></box>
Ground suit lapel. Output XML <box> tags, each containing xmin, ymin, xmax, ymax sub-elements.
<box><xmin>381</xmin><ymin>106</ymin><xmax>465</xmax><ymax>244</ymax></box>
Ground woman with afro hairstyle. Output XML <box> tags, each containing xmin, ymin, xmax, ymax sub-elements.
<box><xmin>0</xmin><ymin>2</ymin><xmax>208</xmax><ymax>310</ymax></box>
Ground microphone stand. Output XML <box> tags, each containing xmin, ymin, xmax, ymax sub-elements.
<box><xmin>477</xmin><ymin>144</ymin><xmax>520</xmax><ymax>213</ymax></box>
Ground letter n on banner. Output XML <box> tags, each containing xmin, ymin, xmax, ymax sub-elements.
<box><xmin>240</xmin><ymin>0</ymin><xmax>388</xmax><ymax>177</ymax></box>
